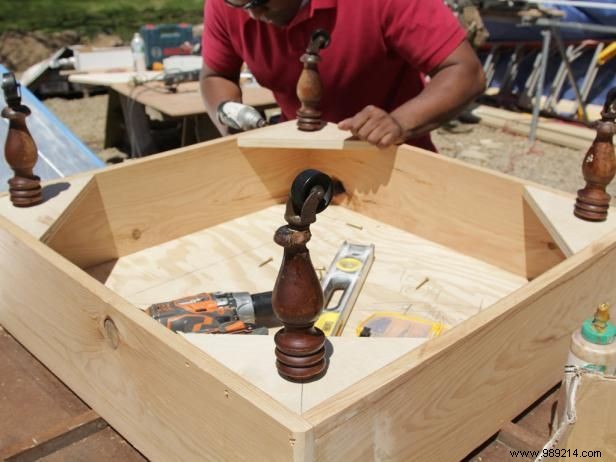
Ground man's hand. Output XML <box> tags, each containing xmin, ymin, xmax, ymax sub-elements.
<box><xmin>338</xmin><ymin>105</ymin><xmax>405</xmax><ymax>148</ymax></box>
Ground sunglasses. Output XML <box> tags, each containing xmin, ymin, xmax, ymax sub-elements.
<box><xmin>224</xmin><ymin>0</ymin><xmax>269</xmax><ymax>9</ymax></box>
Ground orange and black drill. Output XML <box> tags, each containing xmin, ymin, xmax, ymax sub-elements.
<box><xmin>146</xmin><ymin>291</ymin><xmax>279</xmax><ymax>334</ymax></box>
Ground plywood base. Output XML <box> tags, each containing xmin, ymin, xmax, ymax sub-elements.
<box><xmin>184</xmin><ymin>334</ymin><xmax>425</xmax><ymax>414</ymax></box>
<box><xmin>88</xmin><ymin>204</ymin><xmax>527</xmax><ymax>331</ymax></box>
<box><xmin>85</xmin><ymin>204</ymin><xmax>527</xmax><ymax>414</ymax></box>
<box><xmin>524</xmin><ymin>185</ymin><xmax>616</xmax><ymax>256</ymax></box>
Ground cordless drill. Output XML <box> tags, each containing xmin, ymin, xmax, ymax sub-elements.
<box><xmin>146</xmin><ymin>291</ymin><xmax>279</xmax><ymax>334</ymax></box>
<box><xmin>216</xmin><ymin>101</ymin><xmax>266</xmax><ymax>131</ymax></box>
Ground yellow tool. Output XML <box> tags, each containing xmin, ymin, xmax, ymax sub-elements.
<box><xmin>597</xmin><ymin>42</ymin><xmax>616</xmax><ymax>66</ymax></box>
<box><xmin>356</xmin><ymin>312</ymin><xmax>448</xmax><ymax>339</ymax></box>
<box><xmin>315</xmin><ymin>242</ymin><xmax>375</xmax><ymax>336</ymax></box>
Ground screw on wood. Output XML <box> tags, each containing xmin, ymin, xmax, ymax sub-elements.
<box><xmin>415</xmin><ymin>277</ymin><xmax>430</xmax><ymax>290</ymax></box>
<box><xmin>258</xmin><ymin>257</ymin><xmax>273</xmax><ymax>267</ymax></box>
<box><xmin>346</xmin><ymin>222</ymin><xmax>363</xmax><ymax>230</ymax></box>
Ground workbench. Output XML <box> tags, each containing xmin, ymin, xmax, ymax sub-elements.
<box><xmin>106</xmin><ymin>80</ymin><xmax>277</xmax><ymax>157</ymax></box>
<box><xmin>68</xmin><ymin>71</ymin><xmax>277</xmax><ymax>157</ymax></box>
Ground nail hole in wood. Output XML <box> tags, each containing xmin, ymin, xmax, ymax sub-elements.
<box><xmin>104</xmin><ymin>317</ymin><xmax>120</xmax><ymax>349</ymax></box>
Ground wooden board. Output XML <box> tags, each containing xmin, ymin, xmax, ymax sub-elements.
<box><xmin>237</xmin><ymin>121</ymin><xmax>376</xmax><ymax>150</ymax></box>
<box><xmin>111</xmin><ymin>81</ymin><xmax>276</xmax><ymax>118</ymax></box>
<box><xmin>524</xmin><ymin>185</ymin><xmax>616</xmax><ymax>256</ymax></box>
<box><xmin>473</xmin><ymin>105</ymin><xmax>595</xmax><ymax>150</ymax></box>
<box><xmin>68</xmin><ymin>71</ymin><xmax>161</xmax><ymax>86</ymax></box>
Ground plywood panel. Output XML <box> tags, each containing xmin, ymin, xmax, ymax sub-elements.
<box><xmin>92</xmin><ymin>205</ymin><xmax>527</xmax><ymax>329</ymax></box>
<box><xmin>309</xmin><ymin>145</ymin><xmax>566</xmax><ymax>279</ymax></box>
<box><xmin>44</xmin><ymin>139</ymin><xmax>308</xmax><ymax>268</ymax></box>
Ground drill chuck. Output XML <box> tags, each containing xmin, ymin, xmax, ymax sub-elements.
<box><xmin>217</xmin><ymin>101</ymin><xmax>266</xmax><ymax>131</ymax></box>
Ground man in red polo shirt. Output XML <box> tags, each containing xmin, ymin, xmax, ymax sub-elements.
<box><xmin>200</xmin><ymin>0</ymin><xmax>485</xmax><ymax>151</ymax></box>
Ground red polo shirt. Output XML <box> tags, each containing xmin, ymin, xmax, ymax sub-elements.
<box><xmin>202</xmin><ymin>0</ymin><xmax>466</xmax><ymax>151</ymax></box>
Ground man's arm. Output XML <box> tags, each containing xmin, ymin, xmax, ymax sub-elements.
<box><xmin>200</xmin><ymin>62</ymin><xmax>243</xmax><ymax>136</ymax></box>
<box><xmin>338</xmin><ymin>40</ymin><xmax>486</xmax><ymax>148</ymax></box>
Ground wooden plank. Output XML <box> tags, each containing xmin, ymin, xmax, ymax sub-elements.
<box><xmin>473</xmin><ymin>105</ymin><xmax>595</xmax><ymax>151</ymax></box>
<box><xmin>0</xmin><ymin>327</ymin><xmax>92</xmax><ymax>449</ymax></box>
<box><xmin>110</xmin><ymin>81</ymin><xmax>275</xmax><ymax>118</ymax></box>
<box><xmin>0</xmin><ymin>175</ymin><xmax>93</xmax><ymax>239</ymax></box>
<box><xmin>68</xmin><ymin>71</ymin><xmax>161</xmax><ymax>86</ymax></box>
<box><xmin>303</xmin><ymin>229</ymin><xmax>616</xmax><ymax>462</ymax></box>
<box><xmin>498</xmin><ymin>421</ymin><xmax>546</xmax><ymax>453</ymax></box>
<box><xmin>0</xmin><ymin>216</ymin><xmax>313</xmax><ymax>462</ymax></box>
<box><xmin>308</xmin><ymin>145</ymin><xmax>565</xmax><ymax>279</ymax></box>
<box><xmin>1</xmin><ymin>410</ymin><xmax>107</xmax><ymax>462</ymax></box>
<box><xmin>42</xmin><ymin>176</ymin><xmax>119</xmax><ymax>268</ymax></box>
<box><xmin>43</xmin><ymin>139</ymin><xmax>307</xmax><ymax>268</ymax></box>
<box><xmin>524</xmin><ymin>185</ymin><xmax>616</xmax><ymax>256</ymax></box>
<box><xmin>237</xmin><ymin>121</ymin><xmax>375</xmax><ymax>150</ymax></box>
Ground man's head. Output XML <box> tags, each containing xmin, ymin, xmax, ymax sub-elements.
<box><xmin>224</xmin><ymin>0</ymin><xmax>303</xmax><ymax>27</ymax></box>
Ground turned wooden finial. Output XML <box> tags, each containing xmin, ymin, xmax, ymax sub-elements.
<box><xmin>272</xmin><ymin>169</ymin><xmax>333</xmax><ymax>382</ymax></box>
<box><xmin>296</xmin><ymin>29</ymin><xmax>330</xmax><ymax>132</ymax></box>
<box><xmin>1</xmin><ymin>72</ymin><xmax>42</xmax><ymax>207</ymax></box>
<box><xmin>574</xmin><ymin>88</ymin><xmax>616</xmax><ymax>222</ymax></box>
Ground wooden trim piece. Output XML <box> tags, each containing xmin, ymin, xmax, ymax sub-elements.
<box><xmin>523</xmin><ymin>185</ymin><xmax>616</xmax><ymax>257</ymax></box>
<box><xmin>473</xmin><ymin>105</ymin><xmax>594</xmax><ymax>151</ymax></box>
<box><xmin>42</xmin><ymin>176</ymin><xmax>118</xmax><ymax>268</ymax></box>
<box><xmin>0</xmin><ymin>216</ymin><xmax>313</xmax><ymax>461</ymax></box>
<box><xmin>304</xmin><ymin>230</ymin><xmax>616</xmax><ymax>461</ymax></box>
<box><xmin>309</xmin><ymin>145</ymin><xmax>565</xmax><ymax>278</ymax></box>
<box><xmin>0</xmin><ymin>175</ymin><xmax>93</xmax><ymax>239</ymax></box>
<box><xmin>237</xmin><ymin>121</ymin><xmax>376</xmax><ymax>150</ymax></box>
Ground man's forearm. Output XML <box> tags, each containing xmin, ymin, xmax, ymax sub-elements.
<box><xmin>200</xmin><ymin>73</ymin><xmax>243</xmax><ymax>136</ymax></box>
<box><xmin>391</xmin><ymin>48</ymin><xmax>486</xmax><ymax>140</ymax></box>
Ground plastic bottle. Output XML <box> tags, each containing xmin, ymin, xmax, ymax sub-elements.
<box><xmin>130</xmin><ymin>32</ymin><xmax>147</xmax><ymax>76</ymax></box>
<box><xmin>567</xmin><ymin>303</ymin><xmax>616</xmax><ymax>375</ymax></box>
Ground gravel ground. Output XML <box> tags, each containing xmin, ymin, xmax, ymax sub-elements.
<box><xmin>43</xmin><ymin>93</ymin><xmax>615</xmax><ymax>203</ymax></box>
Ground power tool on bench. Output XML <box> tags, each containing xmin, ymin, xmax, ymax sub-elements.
<box><xmin>146</xmin><ymin>291</ymin><xmax>278</xmax><ymax>334</ymax></box>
